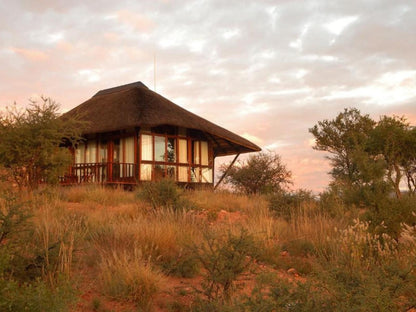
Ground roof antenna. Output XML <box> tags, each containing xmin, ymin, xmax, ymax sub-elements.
<box><xmin>153</xmin><ymin>52</ymin><xmax>156</xmax><ymax>91</ymax></box>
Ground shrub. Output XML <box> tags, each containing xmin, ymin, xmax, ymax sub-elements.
<box><xmin>268</xmin><ymin>189</ymin><xmax>316</xmax><ymax>221</ymax></box>
<box><xmin>161</xmin><ymin>249</ymin><xmax>200</xmax><ymax>278</ymax></box>
<box><xmin>191</xmin><ymin>228</ymin><xmax>257</xmax><ymax>302</ymax></box>
<box><xmin>362</xmin><ymin>196</ymin><xmax>416</xmax><ymax>238</ymax></box>
<box><xmin>137</xmin><ymin>179</ymin><xmax>190</xmax><ymax>211</ymax></box>
<box><xmin>0</xmin><ymin>277</ymin><xmax>77</xmax><ymax>312</ymax></box>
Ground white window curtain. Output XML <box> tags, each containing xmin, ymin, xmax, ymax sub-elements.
<box><xmin>179</xmin><ymin>139</ymin><xmax>188</xmax><ymax>163</ymax></box>
<box><xmin>140</xmin><ymin>164</ymin><xmax>152</xmax><ymax>181</ymax></box>
<box><xmin>191</xmin><ymin>167</ymin><xmax>200</xmax><ymax>182</ymax></box>
<box><xmin>201</xmin><ymin>141</ymin><xmax>208</xmax><ymax>166</ymax></box>
<box><xmin>178</xmin><ymin>166</ymin><xmax>188</xmax><ymax>182</ymax></box>
<box><xmin>124</xmin><ymin>137</ymin><xmax>135</xmax><ymax>163</ymax></box>
<box><xmin>75</xmin><ymin>143</ymin><xmax>85</xmax><ymax>164</ymax></box>
<box><xmin>86</xmin><ymin>143</ymin><xmax>97</xmax><ymax>163</ymax></box>
<box><xmin>202</xmin><ymin>168</ymin><xmax>213</xmax><ymax>183</ymax></box>
<box><xmin>122</xmin><ymin>137</ymin><xmax>135</xmax><ymax>177</ymax></box>
<box><xmin>141</xmin><ymin>134</ymin><xmax>153</xmax><ymax>161</ymax></box>
<box><xmin>193</xmin><ymin>141</ymin><xmax>200</xmax><ymax>164</ymax></box>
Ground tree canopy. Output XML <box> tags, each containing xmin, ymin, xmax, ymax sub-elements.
<box><xmin>0</xmin><ymin>97</ymin><xmax>84</xmax><ymax>189</ymax></box>
<box><xmin>219</xmin><ymin>151</ymin><xmax>292</xmax><ymax>195</ymax></box>
<box><xmin>310</xmin><ymin>108</ymin><xmax>416</xmax><ymax>202</ymax></box>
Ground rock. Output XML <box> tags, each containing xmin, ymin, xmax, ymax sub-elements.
<box><xmin>287</xmin><ymin>268</ymin><xmax>298</xmax><ymax>275</ymax></box>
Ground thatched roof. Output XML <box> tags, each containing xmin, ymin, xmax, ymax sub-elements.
<box><xmin>63</xmin><ymin>82</ymin><xmax>261</xmax><ymax>157</ymax></box>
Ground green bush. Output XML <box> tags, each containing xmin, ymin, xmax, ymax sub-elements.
<box><xmin>268</xmin><ymin>189</ymin><xmax>316</xmax><ymax>221</ymax></box>
<box><xmin>137</xmin><ymin>179</ymin><xmax>191</xmax><ymax>212</ymax></box>
<box><xmin>161</xmin><ymin>250</ymin><xmax>200</xmax><ymax>278</ymax></box>
<box><xmin>191</xmin><ymin>228</ymin><xmax>257</xmax><ymax>302</ymax></box>
<box><xmin>0</xmin><ymin>277</ymin><xmax>77</xmax><ymax>312</ymax></box>
<box><xmin>363</xmin><ymin>196</ymin><xmax>416</xmax><ymax>238</ymax></box>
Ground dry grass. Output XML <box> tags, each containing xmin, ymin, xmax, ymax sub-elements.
<box><xmin>4</xmin><ymin>185</ymin><xmax>415</xmax><ymax>311</ymax></box>
<box><xmin>31</xmin><ymin>195</ymin><xmax>88</xmax><ymax>286</ymax></box>
<box><xmin>60</xmin><ymin>185</ymin><xmax>136</xmax><ymax>206</ymax></box>
<box><xmin>97</xmin><ymin>247</ymin><xmax>165</xmax><ymax>310</ymax></box>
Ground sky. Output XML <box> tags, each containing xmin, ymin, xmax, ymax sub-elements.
<box><xmin>1</xmin><ymin>0</ymin><xmax>415</xmax><ymax>192</ymax></box>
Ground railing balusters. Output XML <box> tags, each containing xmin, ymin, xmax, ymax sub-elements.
<box><xmin>59</xmin><ymin>162</ymin><xmax>137</xmax><ymax>185</ymax></box>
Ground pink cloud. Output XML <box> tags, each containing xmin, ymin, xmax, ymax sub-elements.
<box><xmin>116</xmin><ymin>10</ymin><xmax>155</xmax><ymax>32</ymax></box>
<box><xmin>10</xmin><ymin>47</ymin><xmax>49</xmax><ymax>61</ymax></box>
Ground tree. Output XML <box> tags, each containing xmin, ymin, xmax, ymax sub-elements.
<box><xmin>403</xmin><ymin>127</ymin><xmax>416</xmax><ymax>195</ymax></box>
<box><xmin>367</xmin><ymin>115</ymin><xmax>411</xmax><ymax>198</ymax></box>
<box><xmin>309</xmin><ymin>108</ymin><xmax>376</xmax><ymax>189</ymax></box>
<box><xmin>219</xmin><ymin>151</ymin><xmax>292</xmax><ymax>195</ymax></box>
<box><xmin>310</xmin><ymin>108</ymin><xmax>416</xmax><ymax>204</ymax></box>
<box><xmin>0</xmin><ymin>97</ymin><xmax>84</xmax><ymax>189</ymax></box>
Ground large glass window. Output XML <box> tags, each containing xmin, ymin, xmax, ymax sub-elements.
<box><xmin>124</xmin><ymin>137</ymin><xmax>135</xmax><ymax>163</ymax></box>
<box><xmin>178</xmin><ymin>166</ymin><xmax>188</xmax><ymax>182</ymax></box>
<box><xmin>139</xmin><ymin>134</ymin><xmax>211</xmax><ymax>184</ymax></box>
<box><xmin>99</xmin><ymin>140</ymin><xmax>108</xmax><ymax>162</ymax></box>
<box><xmin>202</xmin><ymin>168</ymin><xmax>213</xmax><ymax>183</ymax></box>
<box><xmin>141</xmin><ymin>135</ymin><xmax>153</xmax><ymax>161</ymax></box>
<box><xmin>178</xmin><ymin>139</ymin><xmax>188</xmax><ymax>164</ymax></box>
<box><xmin>193</xmin><ymin>141</ymin><xmax>200</xmax><ymax>164</ymax></box>
<box><xmin>86</xmin><ymin>143</ymin><xmax>97</xmax><ymax>163</ymax></box>
<box><xmin>75</xmin><ymin>143</ymin><xmax>85</xmax><ymax>164</ymax></box>
<box><xmin>154</xmin><ymin>136</ymin><xmax>165</xmax><ymax>162</ymax></box>
<box><xmin>167</xmin><ymin>138</ymin><xmax>176</xmax><ymax>162</ymax></box>
<box><xmin>140</xmin><ymin>164</ymin><xmax>152</xmax><ymax>181</ymax></box>
<box><xmin>201</xmin><ymin>141</ymin><xmax>208</xmax><ymax>166</ymax></box>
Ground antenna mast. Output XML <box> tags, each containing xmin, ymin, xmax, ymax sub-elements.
<box><xmin>153</xmin><ymin>53</ymin><xmax>156</xmax><ymax>91</ymax></box>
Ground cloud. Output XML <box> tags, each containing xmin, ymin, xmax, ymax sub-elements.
<box><xmin>10</xmin><ymin>47</ymin><xmax>49</xmax><ymax>61</ymax></box>
<box><xmin>1</xmin><ymin>0</ymin><xmax>415</xmax><ymax>192</ymax></box>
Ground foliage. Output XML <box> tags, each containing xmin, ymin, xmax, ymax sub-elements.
<box><xmin>219</xmin><ymin>151</ymin><xmax>292</xmax><ymax>195</ymax></box>
<box><xmin>309</xmin><ymin>108</ymin><xmax>376</xmax><ymax>187</ymax></box>
<box><xmin>0</xmin><ymin>191</ymin><xmax>77</xmax><ymax>311</ymax></box>
<box><xmin>367</xmin><ymin>115</ymin><xmax>414</xmax><ymax>198</ymax></box>
<box><xmin>310</xmin><ymin>108</ymin><xmax>416</xmax><ymax>206</ymax></box>
<box><xmin>0</xmin><ymin>193</ymin><xmax>31</xmax><ymax>245</ymax></box>
<box><xmin>137</xmin><ymin>178</ymin><xmax>190</xmax><ymax>211</ymax></box>
<box><xmin>403</xmin><ymin>127</ymin><xmax>416</xmax><ymax>195</ymax></box>
<box><xmin>191</xmin><ymin>228</ymin><xmax>257</xmax><ymax>302</ymax></box>
<box><xmin>0</xmin><ymin>98</ymin><xmax>84</xmax><ymax>190</ymax></box>
<box><xmin>0</xmin><ymin>277</ymin><xmax>77</xmax><ymax>312</ymax></box>
<box><xmin>268</xmin><ymin>189</ymin><xmax>316</xmax><ymax>220</ymax></box>
<box><xmin>362</xmin><ymin>195</ymin><xmax>416</xmax><ymax>239</ymax></box>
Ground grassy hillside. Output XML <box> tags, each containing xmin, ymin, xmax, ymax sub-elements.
<box><xmin>1</xmin><ymin>182</ymin><xmax>415</xmax><ymax>311</ymax></box>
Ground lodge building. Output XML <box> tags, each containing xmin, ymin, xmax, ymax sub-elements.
<box><xmin>61</xmin><ymin>82</ymin><xmax>261</xmax><ymax>186</ymax></box>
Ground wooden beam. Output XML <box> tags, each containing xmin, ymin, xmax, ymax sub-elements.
<box><xmin>214</xmin><ymin>153</ymin><xmax>240</xmax><ymax>190</ymax></box>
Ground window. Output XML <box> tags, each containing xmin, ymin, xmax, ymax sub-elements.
<box><xmin>201</xmin><ymin>141</ymin><xmax>208</xmax><ymax>166</ymax></box>
<box><xmin>99</xmin><ymin>140</ymin><xmax>108</xmax><ymax>162</ymax></box>
<box><xmin>178</xmin><ymin>139</ymin><xmax>188</xmax><ymax>164</ymax></box>
<box><xmin>86</xmin><ymin>143</ymin><xmax>97</xmax><ymax>163</ymax></box>
<box><xmin>75</xmin><ymin>143</ymin><xmax>85</xmax><ymax>164</ymax></box>
<box><xmin>139</xmin><ymin>133</ymin><xmax>212</xmax><ymax>184</ymax></box>
<box><xmin>193</xmin><ymin>141</ymin><xmax>200</xmax><ymax>164</ymax></box>
<box><xmin>167</xmin><ymin>138</ymin><xmax>176</xmax><ymax>162</ymax></box>
<box><xmin>154</xmin><ymin>136</ymin><xmax>165</xmax><ymax>162</ymax></box>
<box><xmin>202</xmin><ymin>168</ymin><xmax>213</xmax><ymax>183</ymax></box>
<box><xmin>140</xmin><ymin>164</ymin><xmax>152</xmax><ymax>181</ymax></box>
<box><xmin>141</xmin><ymin>135</ymin><xmax>153</xmax><ymax>161</ymax></box>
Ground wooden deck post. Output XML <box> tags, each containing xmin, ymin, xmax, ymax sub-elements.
<box><xmin>214</xmin><ymin>153</ymin><xmax>240</xmax><ymax>190</ymax></box>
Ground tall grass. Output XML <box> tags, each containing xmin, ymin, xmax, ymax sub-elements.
<box><xmin>97</xmin><ymin>247</ymin><xmax>165</xmax><ymax>310</ymax></box>
<box><xmin>2</xmin><ymin>183</ymin><xmax>415</xmax><ymax>311</ymax></box>
<box><xmin>60</xmin><ymin>185</ymin><xmax>136</xmax><ymax>206</ymax></box>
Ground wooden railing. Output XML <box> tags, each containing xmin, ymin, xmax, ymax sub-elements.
<box><xmin>59</xmin><ymin>162</ymin><xmax>137</xmax><ymax>185</ymax></box>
